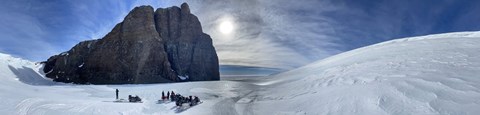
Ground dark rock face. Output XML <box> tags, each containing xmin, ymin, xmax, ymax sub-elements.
<box><xmin>43</xmin><ymin>3</ymin><xmax>219</xmax><ymax>84</ymax></box>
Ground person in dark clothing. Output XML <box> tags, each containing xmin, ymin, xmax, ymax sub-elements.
<box><xmin>135</xmin><ymin>95</ymin><xmax>142</xmax><ymax>102</ymax></box>
<box><xmin>162</xmin><ymin>91</ymin><xmax>165</xmax><ymax>100</ymax></box>
<box><xmin>194</xmin><ymin>96</ymin><xmax>200</xmax><ymax>103</ymax></box>
<box><xmin>167</xmin><ymin>91</ymin><xmax>170</xmax><ymax>99</ymax></box>
<box><xmin>170</xmin><ymin>92</ymin><xmax>176</xmax><ymax>101</ymax></box>
<box><xmin>115</xmin><ymin>89</ymin><xmax>119</xmax><ymax>100</ymax></box>
<box><xmin>176</xmin><ymin>100</ymin><xmax>181</xmax><ymax>106</ymax></box>
<box><xmin>175</xmin><ymin>95</ymin><xmax>183</xmax><ymax>106</ymax></box>
<box><xmin>128</xmin><ymin>95</ymin><xmax>132</xmax><ymax>102</ymax></box>
<box><xmin>188</xmin><ymin>96</ymin><xmax>193</xmax><ymax>106</ymax></box>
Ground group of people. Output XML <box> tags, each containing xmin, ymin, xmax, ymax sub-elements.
<box><xmin>161</xmin><ymin>91</ymin><xmax>175</xmax><ymax>100</ymax></box>
<box><xmin>114</xmin><ymin>89</ymin><xmax>200</xmax><ymax>105</ymax></box>
<box><xmin>161</xmin><ymin>91</ymin><xmax>201</xmax><ymax>106</ymax></box>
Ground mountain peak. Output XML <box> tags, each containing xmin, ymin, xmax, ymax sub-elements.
<box><xmin>42</xmin><ymin>3</ymin><xmax>219</xmax><ymax>84</ymax></box>
<box><xmin>181</xmin><ymin>2</ymin><xmax>190</xmax><ymax>14</ymax></box>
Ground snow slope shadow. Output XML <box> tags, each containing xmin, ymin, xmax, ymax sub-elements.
<box><xmin>8</xmin><ymin>65</ymin><xmax>55</xmax><ymax>86</ymax></box>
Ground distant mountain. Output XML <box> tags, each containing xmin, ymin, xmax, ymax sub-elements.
<box><xmin>42</xmin><ymin>3</ymin><xmax>219</xmax><ymax>84</ymax></box>
<box><xmin>219</xmin><ymin>65</ymin><xmax>284</xmax><ymax>77</ymax></box>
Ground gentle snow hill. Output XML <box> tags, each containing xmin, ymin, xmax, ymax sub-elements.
<box><xmin>248</xmin><ymin>31</ymin><xmax>480</xmax><ymax>114</ymax></box>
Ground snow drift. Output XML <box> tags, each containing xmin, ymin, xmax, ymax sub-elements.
<box><xmin>1</xmin><ymin>31</ymin><xmax>480</xmax><ymax>114</ymax></box>
<box><xmin>250</xmin><ymin>31</ymin><xmax>480</xmax><ymax>114</ymax></box>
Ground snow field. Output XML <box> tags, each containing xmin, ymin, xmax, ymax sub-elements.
<box><xmin>1</xmin><ymin>31</ymin><xmax>480</xmax><ymax>114</ymax></box>
<box><xmin>252</xmin><ymin>32</ymin><xmax>480</xmax><ymax>114</ymax></box>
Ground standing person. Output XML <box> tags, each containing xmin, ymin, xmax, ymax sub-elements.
<box><xmin>167</xmin><ymin>91</ymin><xmax>170</xmax><ymax>99</ymax></box>
<box><xmin>162</xmin><ymin>91</ymin><xmax>165</xmax><ymax>99</ymax></box>
<box><xmin>115</xmin><ymin>89</ymin><xmax>119</xmax><ymax>100</ymax></box>
<box><xmin>171</xmin><ymin>91</ymin><xmax>175</xmax><ymax>100</ymax></box>
<box><xmin>128</xmin><ymin>95</ymin><xmax>132</xmax><ymax>102</ymax></box>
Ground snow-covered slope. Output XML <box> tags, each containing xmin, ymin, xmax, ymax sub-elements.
<box><xmin>249</xmin><ymin>31</ymin><xmax>480</xmax><ymax>114</ymax></box>
<box><xmin>1</xmin><ymin>31</ymin><xmax>480</xmax><ymax>115</ymax></box>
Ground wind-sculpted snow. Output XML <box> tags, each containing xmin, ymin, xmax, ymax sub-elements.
<box><xmin>1</xmin><ymin>31</ymin><xmax>480</xmax><ymax>114</ymax></box>
<box><xmin>251</xmin><ymin>31</ymin><xmax>480</xmax><ymax>114</ymax></box>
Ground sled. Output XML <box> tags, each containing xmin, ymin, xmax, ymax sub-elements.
<box><xmin>157</xmin><ymin>99</ymin><xmax>172</xmax><ymax>104</ymax></box>
<box><xmin>174</xmin><ymin>101</ymin><xmax>203</xmax><ymax>113</ymax></box>
<box><xmin>112</xmin><ymin>99</ymin><xmax>143</xmax><ymax>103</ymax></box>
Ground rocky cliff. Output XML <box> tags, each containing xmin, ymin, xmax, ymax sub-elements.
<box><xmin>43</xmin><ymin>3</ymin><xmax>219</xmax><ymax>84</ymax></box>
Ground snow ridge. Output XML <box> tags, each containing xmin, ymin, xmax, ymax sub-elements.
<box><xmin>252</xmin><ymin>31</ymin><xmax>480</xmax><ymax>114</ymax></box>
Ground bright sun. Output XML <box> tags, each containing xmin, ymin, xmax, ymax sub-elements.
<box><xmin>219</xmin><ymin>21</ymin><xmax>234</xmax><ymax>34</ymax></box>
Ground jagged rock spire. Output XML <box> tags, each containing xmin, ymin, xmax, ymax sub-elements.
<box><xmin>43</xmin><ymin>3</ymin><xmax>219</xmax><ymax>84</ymax></box>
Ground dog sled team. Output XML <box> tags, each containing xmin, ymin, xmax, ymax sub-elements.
<box><xmin>160</xmin><ymin>91</ymin><xmax>201</xmax><ymax>107</ymax></box>
<box><xmin>113</xmin><ymin>89</ymin><xmax>201</xmax><ymax>107</ymax></box>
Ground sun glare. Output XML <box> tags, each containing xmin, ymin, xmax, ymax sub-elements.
<box><xmin>219</xmin><ymin>21</ymin><xmax>234</xmax><ymax>34</ymax></box>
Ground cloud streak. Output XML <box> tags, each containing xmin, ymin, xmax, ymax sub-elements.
<box><xmin>1</xmin><ymin>0</ymin><xmax>480</xmax><ymax>71</ymax></box>
<box><xmin>179</xmin><ymin>0</ymin><xmax>346</xmax><ymax>69</ymax></box>
<box><xmin>0</xmin><ymin>0</ymin><xmax>128</xmax><ymax>60</ymax></box>
<box><xmin>183</xmin><ymin>0</ymin><xmax>480</xmax><ymax>69</ymax></box>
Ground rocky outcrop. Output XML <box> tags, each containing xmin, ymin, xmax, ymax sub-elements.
<box><xmin>43</xmin><ymin>3</ymin><xmax>219</xmax><ymax>84</ymax></box>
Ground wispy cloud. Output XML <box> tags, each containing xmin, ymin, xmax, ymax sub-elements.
<box><xmin>176</xmin><ymin>0</ymin><xmax>345</xmax><ymax>69</ymax></box>
<box><xmin>0</xmin><ymin>0</ymin><xmax>132</xmax><ymax>61</ymax></box>
<box><xmin>0</xmin><ymin>0</ymin><xmax>54</xmax><ymax>60</ymax></box>
<box><xmin>1</xmin><ymin>0</ymin><xmax>480</xmax><ymax>70</ymax></box>
<box><xmin>180</xmin><ymin>0</ymin><xmax>480</xmax><ymax>69</ymax></box>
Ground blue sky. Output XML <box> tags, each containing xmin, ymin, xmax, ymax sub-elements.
<box><xmin>1</xmin><ymin>0</ymin><xmax>480</xmax><ymax>72</ymax></box>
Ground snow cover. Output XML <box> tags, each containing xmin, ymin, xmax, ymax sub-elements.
<box><xmin>0</xmin><ymin>54</ymin><xmax>256</xmax><ymax>115</ymax></box>
<box><xmin>0</xmin><ymin>31</ymin><xmax>480</xmax><ymax>115</ymax></box>
<box><xmin>78</xmin><ymin>63</ymin><xmax>84</xmax><ymax>68</ymax></box>
<box><xmin>178</xmin><ymin>75</ymin><xmax>189</xmax><ymax>80</ymax></box>
<box><xmin>250</xmin><ymin>31</ymin><xmax>480</xmax><ymax>114</ymax></box>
